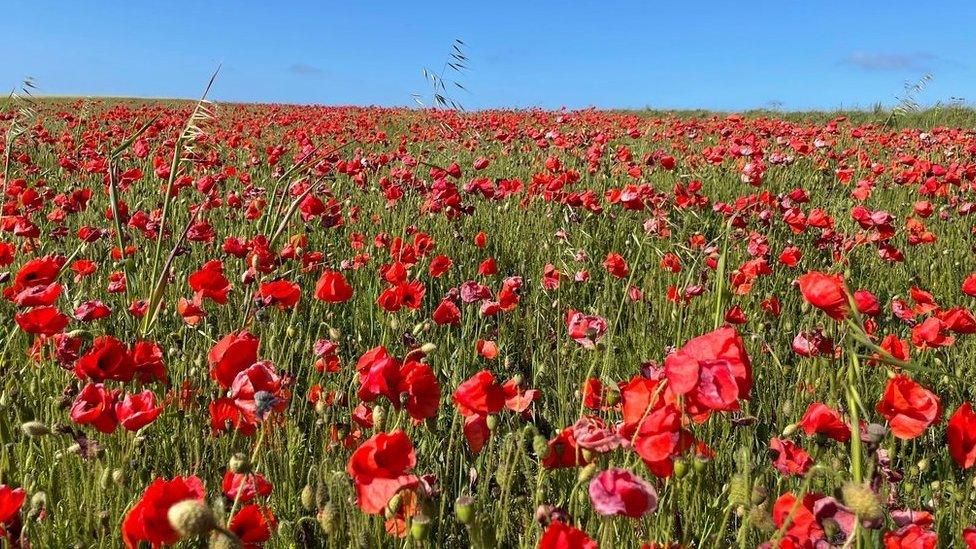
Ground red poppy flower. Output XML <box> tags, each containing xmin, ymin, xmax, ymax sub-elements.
<box><xmin>229</xmin><ymin>504</ymin><xmax>277</xmax><ymax>548</ymax></box>
<box><xmin>116</xmin><ymin>390</ymin><xmax>163</xmax><ymax>431</ymax></box>
<box><xmin>314</xmin><ymin>270</ymin><xmax>353</xmax><ymax>303</ymax></box>
<box><xmin>70</xmin><ymin>382</ymin><xmax>120</xmax><ymax>433</ymax></box>
<box><xmin>797</xmin><ymin>272</ymin><xmax>849</xmax><ymax>321</ymax></box>
<box><xmin>222</xmin><ymin>471</ymin><xmax>273</xmax><ymax>503</ymax></box>
<box><xmin>75</xmin><ymin>335</ymin><xmax>135</xmax><ymax>382</ymax></box>
<box><xmin>257</xmin><ymin>279</ymin><xmax>301</xmax><ymax>310</ymax></box>
<box><xmin>131</xmin><ymin>341</ymin><xmax>167</xmax><ymax>384</ymax></box>
<box><xmin>121</xmin><ymin>476</ymin><xmax>206</xmax><ymax>549</ymax></box>
<box><xmin>663</xmin><ymin>326</ymin><xmax>752</xmax><ymax>412</ymax></box>
<box><xmin>948</xmin><ymin>402</ymin><xmax>976</xmax><ymax>469</ymax></box>
<box><xmin>188</xmin><ymin>259</ymin><xmax>231</xmax><ymax>304</ymax></box>
<box><xmin>603</xmin><ymin>252</ymin><xmax>629</xmax><ymax>278</ymax></box>
<box><xmin>588</xmin><ymin>468</ymin><xmax>658</xmax><ymax>518</ymax></box>
<box><xmin>0</xmin><ymin>485</ymin><xmax>26</xmax><ymax>538</ymax></box>
<box><xmin>538</xmin><ymin>520</ymin><xmax>597</xmax><ymax>549</ymax></box>
<box><xmin>798</xmin><ymin>402</ymin><xmax>850</xmax><ymax>442</ymax></box>
<box><xmin>208</xmin><ymin>330</ymin><xmax>260</xmax><ymax>388</ymax></box>
<box><xmin>14</xmin><ymin>306</ymin><xmax>70</xmax><ymax>336</ymax></box>
<box><xmin>432</xmin><ymin>298</ymin><xmax>461</xmax><ymax>325</ymax></box>
<box><xmin>346</xmin><ymin>431</ymin><xmax>419</xmax><ymax>515</ymax></box>
<box><xmin>876</xmin><ymin>375</ymin><xmax>941</xmax><ymax>439</ymax></box>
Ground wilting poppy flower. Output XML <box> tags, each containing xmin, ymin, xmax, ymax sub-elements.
<box><xmin>116</xmin><ymin>390</ymin><xmax>163</xmax><ymax>431</ymax></box>
<box><xmin>566</xmin><ymin>310</ymin><xmax>607</xmax><ymax>350</ymax></box>
<box><xmin>208</xmin><ymin>330</ymin><xmax>259</xmax><ymax>388</ymax></box>
<box><xmin>121</xmin><ymin>476</ymin><xmax>206</xmax><ymax>549</ymax></box>
<box><xmin>314</xmin><ymin>270</ymin><xmax>353</xmax><ymax>303</ymax></box>
<box><xmin>588</xmin><ymin>468</ymin><xmax>658</xmax><ymax>518</ymax></box>
<box><xmin>769</xmin><ymin>437</ymin><xmax>814</xmax><ymax>476</ymax></box>
<box><xmin>347</xmin><ymin>431</ymin><xmax>419</xmax><ymax>514</ymax></box>
<box><xmin>538</xmin><ymin>520</ymin><xmax>597</xmax><ymax>549</ymax></box>
<box><xmin>797</xmin><ymin>271</ymin><xmax>848</xmax><ymax>321</ymax></box>
<box><xmin>948</xmin><ymin>402</ymin><xmax>976</xmax><ymax>469</ymax></box>
<box><xmin>876</xmin><ymin>375</ymin><xmax>940</xmax><ymax>439</ymax></box>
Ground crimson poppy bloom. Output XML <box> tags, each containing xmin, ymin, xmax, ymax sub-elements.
<box><xmin>222</xmin><ymin>471</ymin><xmax>273</xmax><ymax>503</ymax></box>
<box><xmin>75</xmin><ymin>335</ymin><xmax>135</xmax><ymax>382</ymax></box>
<box><xmin>257</xmin><ymin>279</ymin><xmax>301</xmax><ymax>310</ymax></box>
<box><xmin>229</xmin><ymin>504</ymin><xmax>277</xmax><ymax>548</ymax></box>
<box><xmin>538</xmin><ymin>520</ymin><xmax>597</xmax><ymax>549</ymax></box>
<box><xmin>15</xmin><ymin>306</ymin><xmax>70</xmax><ymax>336</ymax></box>
<box><xmin>116</xmin><ymin>390</ymin><xmax>163</xmax><ymax>431</ymax></box>
<box><xmin>797</xmin><ymin>271</ymin><xmax>849</xmax><ymax>320</ymax></box>
<box><xmin>188</xmin><ymin>259</ymin><xmax>231</xmax><ymax>304</ymax></box>
<box><xmin>121</xmin><ymin>476</ymin><xmax>205</xmax><ymax>548</ymax></box>
<box><xmin>70</xmin><ymin>382</ymin><xmax>120</xmax><ymax>433</ymax></box>
<box><xmin>0</xmin><ymin>485</ymin><xmax>26</xmax><ymax>539</ymax></box>
<box><xmin>314</xmin><ymin>270</ymin><xmax>353</xmax><ymax>303</ymax></box>
<box><xmin>948</xmin><ymin>402</ymin><xmax>976</xmax><ymax>469</ymax></box>
<box><xmin>876</xmin><ymin>375</ymin><xmax>941</xmax><ymax>439</ymax></box>
<box><xmin>798</xmin><ymin>403</ymin><xmax>851</xmax><ymax>442</ymax></box>
<box><xmin>663</xmin><ymin>325</ymin><xmax>752</xmax><ymax>412</ymax></box>
<box><xmin>208</xmin><ymin>330</ymin><xmax>259</xmax><ymax>388</ymax></box>
<box><xmin>347</xmin><ymin>431</ymin><xmax>419</xmax><ymax>514</ymax></box>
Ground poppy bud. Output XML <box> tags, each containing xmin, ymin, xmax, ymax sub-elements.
<box><xmin>314</xmin><ymin>400</ymin><xmax>328</xmax><ymax>415</ymax></box>
<box><xmin>673</xmin><ymin>458</ymin><xmax>689</xmax><ymax>479</ymax></box>
<box><xmin>728</xmin><ymin>474</ymin><xmax>748</xmax><ymax>505</ymax></box>
<box><xmin>287</xmin><ymin>326</ymin><xmax>295</xmax><ymax>338</ymax></box>
<box><xmin>577</xmin><ymin>463</ymin><xmax>598</xmax><ymax>483</ymax></box>
<box><xmin>389</xmin><ymin>317</ymin><xmax>400</xmax><ymax>331</ymax></box>
<box><xmin>693</xmin><ymin>457</ymin><xmax>708</xmax><ymax>473</ymax></box>
<box><xmin>372</xmin><ymin>405</ymin><xmax>386</xmax><ymax>431</ymax></box>
<box><xmin>748</xmin><ymin>505</ymin><xmax>775</xmax><ymax>533</ymax></box>
<box><xmin>228</xmin><ymin>452</ymin><xmax>251</xmax><ymax>474</ymax></box>
<box><xmin>385</xmin><ymin>493</ymin><xmax>403</xmax><ymax>519</ymax></box>
<box><xmin>841</xmin><ymin>482</ymin><xmax>882</xmax><ymax>521</ymax></box>
<box><xmin>486</xmin><ymin>414</ymin><xmax>499</xmax><ymax>432</ymax></box>
<box><xmin>917</xmin><ymin>458</ymin><xmax>930</xmax><ymax>472</ymax></box>
<box><xmin>20</xmin><ymin>421</ymin><xmax>51</xmax><ymax>437</ymax></box>
<box><xmin>455</xmin><ymin>496</ymin><xmax>475</xmax><ymax>525</ymax></box>
<box><xmin>532</xmin><ymin>435</ymin><xmax>549</xmax><ymax>458</ymax></box>
<box><xmin>300</xmin><ymin>484</ymin><xmax>315</xmax><ymax>511</ymax></box>
<box><xmin>167</xmin><ymin>499</ymin><xmax>217</xmax><ymax>538</ymax></box>
<box><xmin>781</xmin><ymin>423</ymin><xmax>797</xmax><ymax>437</ymax></box>
<box><xmin>99</xmin><ymin>468</ymin><xmax>111</xmax><ymax>490</ymax></box>
<box><xmin>328</xmin><ymin>327</ymin><xmax>341</xmax><ymax>340</ymax></box>
<box><xmin>317</xmin><ymin>503</ymin><xmax>337</xmax><ymax>534</ymax></box>
<box><xmin>604</xmin><ymin>389</ymin><xmax>620</xmax><ymax>406</ymax></box>
<box><xmin>420</xmin><ymin>342</ymin><xmax>436</xmax><ymax>354</ymax></box>
<box><xmin>112</xmin><ymin>469</ymin><xmax>126</xmax><ymax>486</ymax></box>
<box><xmin>410</xmin><ymin>513</ymin><xmax>430</xmax><ymax>540</ymax></box>
<box><xmin>27</xmin><ymin>491</ymin><xmax>46</xmax><ymax>520</ymax></box>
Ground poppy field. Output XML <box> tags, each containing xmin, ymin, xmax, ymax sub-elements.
<box><xmin>2</xmin><ymin>98</ymin><xmax>976</xmax><ymax>548</ymax></box>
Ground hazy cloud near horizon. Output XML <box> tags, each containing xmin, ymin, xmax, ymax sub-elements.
<box><xmin>840</xmin><ymin>51</ymin><xmax>943</xmax><ymax>72</ymax></box>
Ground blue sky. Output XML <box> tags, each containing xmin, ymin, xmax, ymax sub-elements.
<box><xmin>2</xmin><ymin>1</ymin><xmax>974</xmax><ymax>111</ymax></box>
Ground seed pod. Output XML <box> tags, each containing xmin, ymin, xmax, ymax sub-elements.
<box><xmin>577</xmin><ymin>463</ymin><xmax>598</xmax><ymax>483</ymax></box>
